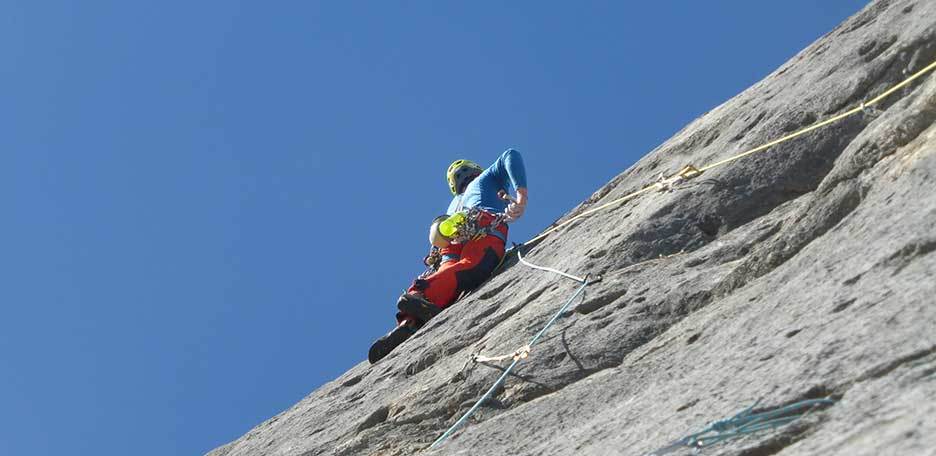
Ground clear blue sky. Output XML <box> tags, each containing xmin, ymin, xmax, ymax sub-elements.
<box><xmin>2</xmin><ymin>1</ymin><xmax>868</xmax><ymax>455</ymax></box>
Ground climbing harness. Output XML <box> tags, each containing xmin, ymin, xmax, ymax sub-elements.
<box><xmin>426</xmin><ymin>57</ymin><xmax>936</xmax><ymax>450</ymax></box>
<box><xmin>647</xmin><ymin>398</ymin><xmax>836</xmax><ymax>455</ymax></box>
<box><xmin>448</xmin><ymin>208</ymin><xmax>509</xmax><ymax>245</ymax></box>
<box><xmin>421</xmin><ymin>208</ymin><xmax>509</xmax><ymax>278</ymax></box>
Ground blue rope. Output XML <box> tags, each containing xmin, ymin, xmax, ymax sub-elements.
<box><xmin>648</xmin><ymin>398</ymin><xmax>835</xmax><ymax>455</ymax></box>
<box><xmin>429</xmin><ymin>276</ymin><xmax>590</xmax><ymax>449</ymax></box>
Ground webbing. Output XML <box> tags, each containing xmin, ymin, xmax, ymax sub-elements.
<box><xmin>523</xmin><ymin>58</ymin><xmax>936</xmax><ymax>247</ymax></box>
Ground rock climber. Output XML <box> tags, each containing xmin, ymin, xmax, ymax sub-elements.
<box><xmin>368</xmin><ymin>149</ymin><xmax>528</xmax><ymax>363</ymax></box>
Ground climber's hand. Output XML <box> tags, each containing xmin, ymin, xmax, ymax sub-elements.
<box><xmin>504</xmin><ymin>187</ymin><xmax>528</xmax><ymax>222</ymax></box>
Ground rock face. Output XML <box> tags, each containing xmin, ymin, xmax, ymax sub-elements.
<box><xmin>208</xmin><ymin>1</ymin><xmax>936</xmax><ymax>455</ymax></box>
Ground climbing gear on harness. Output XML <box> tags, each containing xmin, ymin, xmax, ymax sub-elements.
<box><xmin>397</xmin><ymin>293</ymin><xmax>442</xmax><ymax>322</ymax></box>
<box><xmin>368</xmin><ymin>320</ymin><xmax>417</xmax><ymax>364</ymax></box>
<box><xmin>447</xmin><ymin>159</ymin><xmax>483</xmax><ymax>195</ymax></box>
<box><xmin>445</xmin><ymin>208</ymin><xmax>509</xmax><ymax>245</ymax></box>
<box><xmin>417</xmin><ymin>210</ymin><xmax>509</xmax><ymax>288</ymax></box>
<box><xmin>648</xmin><ymin>398</ymin><xmax>836</xmax><ymax>455</ymax></box>
<box><xmin>421</xmin><ymin>209</ymin><xmax>509</xmax><ymax>279</ymax></box>
<box><xmin>423</xmin><ymin>246</ymin><xmax>442</xmax><ymax>270</ymax></box>
<box><xmin>429</xmin><ymin>215</ymin><xmax>453</xmax><ymax>248</ymax></box>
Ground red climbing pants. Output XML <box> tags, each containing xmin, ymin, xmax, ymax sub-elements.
<box><xmin>403</xmin><ymin>212</ymin><xmax>507</xmax><ymax>320</ymax></box>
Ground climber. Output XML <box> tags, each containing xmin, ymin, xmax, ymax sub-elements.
<box><xmin>368</xmin><ymin>149</ymin><xmax>528</xmax><ymax>363</ymax></box>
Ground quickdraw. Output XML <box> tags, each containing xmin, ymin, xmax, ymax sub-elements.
<box><xmin>656</xmin><ymin>164</ymin><xmax>702</xmax><ymax>192</ymax></box>
<box><xmin>420</xmin><ymin>246</ymin><xmax>443</xmax><ymax>278</ymax></box>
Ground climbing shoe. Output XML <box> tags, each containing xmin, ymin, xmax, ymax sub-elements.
<box><xmin>368</xmin><ymin>324</ymin><xmax>416</xmax><ymax>364</ymax></box>
<box><xmin>397</xmin><ymin>293</ymin><xmax>442</xmax><ymax>322</ymax></box>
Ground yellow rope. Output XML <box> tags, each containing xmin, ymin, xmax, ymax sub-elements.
<box><xmin>697</xmin><ymin>106</ymin><xmax>862</xmax><ymax>172</ymax></box>
<box><xmin>523</xmin><ymin>58</ymin><xmax>936</xmax><ymax>247</ymax></box>
<box><xmin>865</xmin><ymin>59</ymin><xmax>936</xmax><ymax>105</ymax></box>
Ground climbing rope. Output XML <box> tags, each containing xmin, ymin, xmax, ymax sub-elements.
<box><xmin>472</xmin><ymin>247</ymin><xmax>602</xmax><ymax>364</ymax></box>
<box><xmin>515</xmin><ymin>247</ymin><xmax>592</xmax><ymax>284</ymax></box>
<box><xmin>647</xmin><ymin>398</ymin><xmax>836</xmax><ymax>455</ymax></box>
<box><xmin>523</xmin><ymin>58</ymin><xmax>936</xmax><ymax>247</ymax></box>
<box><xmin>427</xmin><ymin>57</ymin><xmax>935</xmax><ymax>450</ymax></box>
<box><xmin>429</xmin><ymin>273</ymin><xmax>591</xmax><ymax>449</ymax></box>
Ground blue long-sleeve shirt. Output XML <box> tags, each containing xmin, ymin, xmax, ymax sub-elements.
<box><xmin>447</xmin><ymin>149</ymin><xmax>527</xmax><ymax>216</ymax></box>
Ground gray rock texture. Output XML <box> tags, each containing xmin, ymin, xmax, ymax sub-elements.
<box><xmin>208</xmin><ymin>1</ymin><xmax>936</xmax><ymax>455</ymax></box>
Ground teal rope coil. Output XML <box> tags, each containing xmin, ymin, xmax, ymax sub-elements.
<box><xmin>429</xmin><ymin>276</ymin><xmax>590</xmax><ymax>449</ymax></box>
<box><xmin>648</xmin><ymin>398</ymin><xmax>836</xmax><ymax>455</ymax></box>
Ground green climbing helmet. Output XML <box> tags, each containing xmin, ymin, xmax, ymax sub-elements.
<box><xmin>446</xmin><ymin>159</ymin><xmax>483</xmax><ymax>195</ymax></box>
